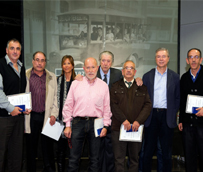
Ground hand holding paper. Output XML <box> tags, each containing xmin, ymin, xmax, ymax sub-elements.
<box><xmin>132</xmin><ymin>121</ymin><xmax>140</xmax><ymax>131</ymax></box>
<box><xmin>10</xmin><ymin>107</ymin><xmax>22</xmax><ymax>116</ymax></box>
<box><xmin>50</xmin><ymin>116</ymin><xmax>56</xmax><ymax>126</ymax></box>
<box><xmin>100</xmin><ymin>128</ymin><xmax>107</xmax><ymax>137</ymax></box>
<box><xmin>122</xmin><ymin>120</ymin><xmax>131</xmax><ymax>131</ymax></box>
<box><xmin>195</xmin><ymin>107</ymin><xmax>203</xmax><ymax>117</ymax></box>
<box><xmin>41</xmin><ymin>118</ymin><xmax>65</xmax><ymax>141</ymax></box>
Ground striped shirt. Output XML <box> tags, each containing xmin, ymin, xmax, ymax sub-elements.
<box><xmin>30</xmin><ymin>69</ymin><xmax>46</xmax><ymax>112</ymax></box>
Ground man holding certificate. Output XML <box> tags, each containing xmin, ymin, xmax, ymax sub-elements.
<box><xmin>179</xmin><ymin>48</ymin><xmax>203</xmax><ymax>172</ymax></box>
<box><xmin>63</xmin><ymin>57</ymin><xmax>112</xmax><ymax>172</ymax></box>
<box><xmin>110</xmin><ymin>60</ymin><xmax>151</xmax><ymax>172</ymax></box>
<box><xmin>0</xmin><ymin>39</ymin><xmax>28</xmax><ymax>171</ymax></box>
<box><xmin>25</xmin><ymin>51</ymin><xmax>59</xmax><ymax>172</ymax></box>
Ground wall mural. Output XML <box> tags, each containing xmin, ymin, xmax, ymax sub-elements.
<box><xmin>23</xmin><ymin>0</ymin><xmax>178</xmax><ymax>78</ymax></box>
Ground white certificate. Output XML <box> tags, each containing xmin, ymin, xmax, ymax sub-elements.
<box><xmin>119</xmin><ymin>124</ymin><xmax>144</xmax><ymax>142</ymax></box>
<box><xmin>7</xmin><ymin>92</ymin><xmax>32</xmax><ymax>109</ymax></box>
<box><xmin>41</xmin><ymin>117</ymin><xmax>65</xmax><ymax>141</ymax></box>
<box><xmin>94</xmin><ymin>117</ymin><xmax>103</xmax><ymax>137</ymax></box>
<box><xmin>186</xmin><ymin>94</ymin><xmax>203</xmax><ymax>113</ymax></box>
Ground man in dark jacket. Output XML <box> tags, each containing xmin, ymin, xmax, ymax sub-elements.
<box><xmin>0</xmin><ymin>39</ymin><xmax>29</xmax><ymax>171</ymax></box>
<box><xmin>110</xmin><ymin>60</ymin><xmax>151</xmax><ymax>172</ymax></box>
<box><xmin>142</xmin><ymin>48</ymin><xmax>180</xmax><ymax>172</ymax></box>
<box><xmin>179</xmin><ymin>48</ymin><xmax>203</xmax><ymax>172</ymax></box>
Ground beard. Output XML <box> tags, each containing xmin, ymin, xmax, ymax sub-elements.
<box><xmin>85</xmin><ymin>72</ymin><xmax>97</xmax><ymax>81</ymax></box>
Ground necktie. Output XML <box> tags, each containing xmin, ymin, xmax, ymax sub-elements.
<box><xmin>103</xmin><ymin>74</ymin><xmax>107</xmax><ymax>83</ymax></box>
<box><xmin>125</xmin><ymin>81</ymin><xmax>132</xmax><ymax>88</ymax></box>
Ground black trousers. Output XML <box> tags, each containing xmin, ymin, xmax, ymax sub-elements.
<box><xmin>67</xmin><ymin>117</ymin><xmax>101</xmax><ymax>172</ymax></box>
<box><xmin>26</xmin><ymin>112</ymin><xmax>55</xmax><ymax>172</ymax></box>
<box><xmin>0</xmin><ymin>115</ymin><xmax>24</xmax><ymax>172</ymax></box>
<box><xmin>182</xmin><ymin>125</ymin><xmax>203</xmax><ymax>172</ymax></box>
<box><xmin>111</xmin><ymin>130</ymin><xmax>142</xmax><ymax>172</ymax></box>
<box><xmin>143</xmin><ymin>109</ymin><xmax>174</xmax><ymax>172</ymax></box>
<box><xmin>99</xmin><ymin>127</ymin><xmax>115</xmax><ymax>172</ymax></box>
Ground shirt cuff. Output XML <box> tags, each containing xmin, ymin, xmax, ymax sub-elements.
<box><xmin>6</xmin><ymin>104</ymin><xmax>15</xmax><ymax>114</ymax></box>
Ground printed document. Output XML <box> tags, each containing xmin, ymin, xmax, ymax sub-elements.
<box><xmin>7</xmin><ymin>92</ymin><xmax>32</xmax><ymax>110</ymax></box>
<box><xmin>186</xmin><ymin>94</ymin><xmax>203</xmax><ymax>113</ymax></box>
<box><xmin>119</xmin><ymin>124</ymin><xmax>144</xmax><ymax>142</ymax></box>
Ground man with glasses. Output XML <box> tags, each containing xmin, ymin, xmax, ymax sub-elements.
<box><xmin>97</xmin><ymin>51</ymin><xmax>143</xmax><ymax>172</ymax></box>
<box><xmin>110</xmin><ymin>60</ymin><xmax>151</xmax><ymax>172</ymax></box>
<box><xmin>179</xmin><ymin>48</ymin><xmax>203</xmax><ymax>172</ymax></box>
<box><xmin>142</xmin><ymin>48</ymin><xmax>180</xmax><ymax>172</ymax></box>
<box><xmin>25</xmin><ymin>51</ymin><xmax>58</xmax><ymax>172</ymax></box>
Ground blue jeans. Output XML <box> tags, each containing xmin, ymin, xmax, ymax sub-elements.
<box><xmin>139</xmin><ymin>138</ymin><xmax>163</xmax><ymax>172</ymax></box>
<box><xmin>67</xmin><ymin>117</ymin><xmax>101</xmax><ymax>172</ymax></box>
<box><xmin>143</xmin><ymin>109</ymin><xmax>174</xmax><ymax>172</ymax></box>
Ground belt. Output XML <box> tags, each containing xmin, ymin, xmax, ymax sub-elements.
<box><xmin>153</xmin><ymin>108</ymin><xmax>167</xmax><ymax>112</ymax></box>
<box><xmin>74</xmin><ymin>116</ymin><xmax>97</xmax><ymax>121</ymax></box>
<box><xmin>32</xmin><ymin>111</ymin><xmax>45</xmax><ymax>115</ymax></box>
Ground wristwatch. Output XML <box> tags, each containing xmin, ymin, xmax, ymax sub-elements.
<box><xmin>103</xmin><ymin>126</ymin><xmax>108</xmax><ymax>129</ymax></box>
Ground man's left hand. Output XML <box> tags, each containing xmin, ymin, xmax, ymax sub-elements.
<box><xmin>100</xmin><ymin>128</ymin><xmax>107</xmax><ymax>137</ymax></box>
<box><xmin>196</xmin><ymin>107</ymin><xmax>203</xmax><ymax>117</ymax></box>
<box><xmin>50</xmin><ymin>116</ymin><xmax>56</xmax><ymax>126</ymax></box>
<box><xmin>132</xmin><ymin>121</ymin><xmax>140</xmax><ymax>131</ymax></box>
<box><xmin>135</xmin><ymin>77</ymin><xmax>143</xmax><ymax>86</ymax></box>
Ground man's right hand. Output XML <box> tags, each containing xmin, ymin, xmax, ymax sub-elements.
<box><xmin>178</xmin><ymin>123</ymin><xmax>183</xmax><ymax>131</ymax></box>
<box><xmin>10</xmin><ymin>107</ymin><xmax>22</xmax><ymax>116</ymax></box>
<box><xmin>122</xmin><ymin>120</ymin><xmax>131</xmax><ymax>131</ymax></box>
<box><xmin>75</xmin><ymin>74</ymin><xmax>83</xmax><ymax>81</ymax></box>
<box><xmin>64</xmin><ymin>127</ymin><xmax>72</xmax><ymax>138</ymax></box>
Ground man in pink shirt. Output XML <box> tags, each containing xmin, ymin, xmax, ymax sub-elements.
<box><xmin>63</xmin><ymin>57</ymin><xmax>112</xmax><ymax>172</ymax></box>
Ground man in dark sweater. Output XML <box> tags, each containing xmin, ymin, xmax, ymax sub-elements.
<box><xmin>179</xmin><ymin>48</ymin><xmax>203</xmax><ymax>172</ymax></box>
<box><xmin>110</xmin><ymin>60</ymin><xmax>151</xmax><ymax>172</ymax></box>
<box><xmin>0</xmin><ymin>39</ymin><xmax>28</xmax><ymax>171</ymax></box>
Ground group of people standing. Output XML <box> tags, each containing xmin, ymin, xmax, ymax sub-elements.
<box><xmin>0</xmin><ymin>38</ymin><xmax>203</xmax><ymax>172</ymax></box>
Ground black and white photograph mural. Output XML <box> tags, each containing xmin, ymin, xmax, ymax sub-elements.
<box><xmin>23</xmin><ymin>0</ymin><xmax>178</xmax><ymax>77</ymax></box>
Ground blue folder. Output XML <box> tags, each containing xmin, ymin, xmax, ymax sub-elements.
<box><xmin>15</xmin><ymin>105</ymin><xmax>25</xmax><ymax>112</ymax></box>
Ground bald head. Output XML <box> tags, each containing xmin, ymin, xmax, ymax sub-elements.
<box><xmin>84</xmin><ymin>57</ymin><xmax>98</xmax><ymax>66</ymax></box>
<box><xmin>83</xmin><ymin>57</ymin><xmax>98</xmax><ymax>82</ymax></box>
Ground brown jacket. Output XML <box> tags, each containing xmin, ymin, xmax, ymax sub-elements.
<box><xmin>110</xmin><ymin>79</ymin><xmax>152</xmax><ymax>131</ymax></box>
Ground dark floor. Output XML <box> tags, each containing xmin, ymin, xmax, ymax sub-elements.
<box><xmin>20</xmin><ymin>156</ymin><xmax>193</xmax><ymax>172</ymax></box>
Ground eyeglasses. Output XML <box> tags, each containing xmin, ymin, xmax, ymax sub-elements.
<box><xmin>188</xmin><ymin>55</ymin><xmax>200</xmax><ymax>59</ymax></box>
<box><xmin>34</xmin><ymin>58</ymin><xmax>46</xmax><ymax>63</ymax></box>
<box><xmin>123</xmin><ymin>67</ymin><xmax>135</xmax><ymax>70</ymax></box>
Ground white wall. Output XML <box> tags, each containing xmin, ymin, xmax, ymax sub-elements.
<box><xmin>180</xmin><ymin>0</ymin><xmax>203</xmax><ymax>76</ymax></box>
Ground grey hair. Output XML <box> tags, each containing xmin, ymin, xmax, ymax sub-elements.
<box><xmin>99</xmin><ymin>51</ymin><xmax>114</xmax><ymax>63</ymax></box>
<box><xmin>155</xmin><ymin>48</ymin><xmax>170</xmax><ymax>57</ymax></box>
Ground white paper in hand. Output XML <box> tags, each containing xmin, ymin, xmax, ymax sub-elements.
<box><xmin>41</xmin><ymin>118</ymin><xmax>64</xmax><ymax>141</ymax></box>
<box><xmin>94</xmin><ymin>117</ymin><xmax>103</xmax><ymax>137</ymax></box>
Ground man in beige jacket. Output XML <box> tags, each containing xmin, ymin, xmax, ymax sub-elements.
<box><xmin>25</xmin><ymin>51</ymin><xmax>58</xmax><ymax>172</ymax></box>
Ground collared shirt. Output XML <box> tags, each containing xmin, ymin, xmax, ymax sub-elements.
<box><xmin>63</xmin><ymin>76</ymin><xmax>112</xmax><ymax>127</ymax></box>
<box><xmin>100</xmin><ymin>67</ymin><xmax>110</xmax><ymax>85</ymax></box>
<box><xmin>0</xmin><ymin>55</ymin><xmax>23</xmax><ymax>113</ymax></box>
<box><xmin>153</xmin><ymin>67</ymin><xmax>167</xmax><ymax>108</ymax></box>
<box><xmin>190</xmin><ymin>66</ymin><xmax>201</xmax><ymax>83</ymax></box>
<box><xmin>5</xmin><ymin>55</ymin><xmax>22</xmax><ymax>77</ymax></box>
<box><xmin>29</xmin><ymin>69</ymin><xmax>46</xmax><ymax>112</ymax></box>
<box><xmin>124</xmin><ymin>78</ymin><xmax>134</xmax><ymax>88</ymax></box>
